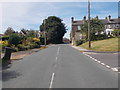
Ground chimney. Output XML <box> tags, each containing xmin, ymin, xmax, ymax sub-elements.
<box><xmin>83</xmin><ymin>16</ymin><xmax>86</xmax><ymax>20</ymax></box>
<box><xmin>71</xmin><ymin>17</ymin><xmax>74</xmax><ymax>22</ymax></box>
<box><xmin>95</xmin><ymin>16</ymin><xmax>98</xmax><ymax>20</ymax></box>
<box><xmin>107</xmin><ymin>15</ymin><xmax>111</xmax><ymax>21</ymax></box>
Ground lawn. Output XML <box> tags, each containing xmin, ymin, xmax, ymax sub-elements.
<box><xmin>80</xmin><ymin>38</ymin><xmax>119</xmax><ymax>52</ymax></box>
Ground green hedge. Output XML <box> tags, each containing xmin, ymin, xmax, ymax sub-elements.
<box><xmin>76</xmin><ymin>40</ymin><xmax>85</xmax><ymax>46</ymax></box>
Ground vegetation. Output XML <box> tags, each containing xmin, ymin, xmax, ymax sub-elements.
<box><xmin>80</xmin><ymin>38</ymin><xmax>119</xmax><ymax>52</ymax></box>
<box><xmin>81</xmin><ymin>18</ymin><xmax>105</xmax><ymax>41</ymax></box>
<box><xmin>112</xmin><ymin>29</ymin><xmax>120</xmax><ymax>37</ymax></box>
<box><xmin>1</xmin><ymin>28</ymin><xmax>41</xmax><ymax>52</ymax></box>
<box><xmin>8</xmin><ymin>34</ymin><xmax>21</xmax><ymax>46</ymax></box>
<box><xmin>76</xmin><ymin>40</ymin><xmax>85</xmax><ymax>46</ymax></box>
<box><xmin>40</xmin><ymin>16</ymin><xmax>67</xmax><ymax>44</ymax></box>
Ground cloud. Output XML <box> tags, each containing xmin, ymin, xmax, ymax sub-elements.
<box><xmin>0</xmin><ymin>2</ymin><xmax>118</xmax><ymax>39</ymax></box>
<box><xmin>2</xmin><ymin>2</ymin><xmax>59</xmax><ymax>32</ymax></box>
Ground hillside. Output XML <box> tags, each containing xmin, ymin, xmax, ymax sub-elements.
<box><xmin>80</xmin><ymin>38</ymin><xmax>119</xmax><ymax>52</ymax></box>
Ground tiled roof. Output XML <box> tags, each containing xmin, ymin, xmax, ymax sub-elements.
<box><xmin>72</xmin><ymin>20</ymin><xmax>84</xmax><ymax>25</ymax></box>
<box><xmin>72</xmin><ymin>18</ymin><xmax>120</xmax><ymax>25</ymax></box>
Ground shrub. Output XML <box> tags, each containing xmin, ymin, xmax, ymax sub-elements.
<box><xmin>10</xmin><ymin>44</ymin><xmax>19</xmax><ymax>52</ymax></box>
<box><xmin>112</xmin><ymin>29</ymin><xmax>120</xmax><ymax>37</ymax></box>
<box><xmin>1</xmin><ymin>40</ymin><xmax>9</xmax><ymax>50</ymax></box>
<box><xmin>9</xmin><ymin>34</ymin><xmax>21</xmax><ymax>46</ymax></box>
<box><xmin>33</xmin><ymin>43</ymin><xmax>40</xmax><ymax>48</ymax></box>
<box><xmin>28</xmin><ymin>43</ymin><xmax>40</xmax><ymax>49</ymax></box>
<box><xmin>2</xmin><ymin>36</ymin><xmax>9</xmax><ymax>41</ymax></box>
<box><xmin>33</xmin><ymin>38</ymin><xmax>40</xmax><ymax>45</ymax></box>
<box><xmin>17</xmin><ymin>44</ymin><xmax>30</xmax><ymax>51</ymax></box>
<box><xmin>33</xmin><ymin>38</ymin><xmax>40</xmax><ymax>42</ymax></box>
<box><xmin>76</xmin><ymin>40</ymin><xmax>85</xmax><ymax>46</ymax></box>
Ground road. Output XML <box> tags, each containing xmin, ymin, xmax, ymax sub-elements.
<box><xmin>2</xmin><ymin>44</ymin><xmax>118</xmax><ymax>88</ymax></box>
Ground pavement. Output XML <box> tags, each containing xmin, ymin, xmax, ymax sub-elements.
<box><xmin>2</xmin><ymin>44</ymin><xmax>118</xmax><ymax>88</ymax></box>
<box><xmin>72</xmin><ymin>45</ymin><xmax>119</xmax><ymax>72</ymax></box>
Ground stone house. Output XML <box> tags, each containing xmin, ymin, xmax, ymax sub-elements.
<box><xmin>71</xmin><ymin>16</ymin><xmax>120</xmax><ymax>45</ymax></box>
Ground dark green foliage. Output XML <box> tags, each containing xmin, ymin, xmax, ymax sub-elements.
<box><xmin>76</xmin><ymin>40</ymin><xmax>85</xmax><ymax>46</ymax></box>
<box><xmin>4</xmin><ymin>27</ymin><xmax>15</xmax><ymax>36</ymax></box>
<box><xmin>28</xmin><ymin>43</ymin><xmax>40</xmax><ymax>49</ymax></box>
<box><xmin>2</xmin><ymin>36</ymin><xmax>9</xmax><ymax>41</ymax></box>
<box><xmin>90</xmin><ymin>33</ymin><xmax>108</xmax><ymax>41</ymax></box>
<box><xmin>112</xmin><ymin>29</ymin><xmax>120</xmax><ymax>37</ymax></box>
<box><xmin>40</xmin><ymin>16</ymin><xmax>67</xmax><ymax>44</ymax></box>
<box><xmin>81</xmin><ymin>19</ymin><xmax>104</xmax><ymax>41</ymax></box>
<box><xmin>39</xmin><ymin>37</ymin><xmax>44</xmax><ymax>45</ymax></box>
<box><xmin>17</xmin><ymin>44</ymin><xmax>30</xmax><ymax>51</ymax></box>
<box><xmin>8</xmin><ymin>34</ymin><xmax>21</xmax><ymax>46</ymax></box>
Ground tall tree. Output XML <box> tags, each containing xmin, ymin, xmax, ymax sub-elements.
<box><xmin>4</xmin><ymin>27</ymin><xmax>15</xmax><ymax>36</ymax></box>
<box><xmin>40</xmin><ymin>16</ymin><xmax>67</xmax><ymax>44</ymax></box>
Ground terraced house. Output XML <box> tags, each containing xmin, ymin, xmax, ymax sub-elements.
<box><xmin>71</xmin><ymin>16</ymin><xmax>120</xmax><ymax>45</ymax></box>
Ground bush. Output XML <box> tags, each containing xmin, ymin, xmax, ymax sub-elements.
<box><xmin>0</xmin><ymin>40</ymin><xmax>9</xmax><ymax>50</ymax></box>
<box><xmin>2</xmin><ymin>36</ymin><xmax>9</xmax><ymax>41</ymax></box>
<box><xmin>9</xmin><ymin>34</ymin><xmax>21</xmax><ymax>46</ymax></box>
<box><xmin>76</xmin><ymin>40</ymin><xmax>85</xmax><ymax>46</ymax></box>
<box><xmin>112</xmin><ymin>29</ymin><xmax>120</xmax><ymax>37</ymax></box>
<box><xmin>11</xmin><ymin>44</ymin><xmax>19</xmax><ymax>52</ymax></box>
<box><xmin>17</xmin><ymin>44</ymin><xmax>30</xmax><ymax>51</ymax></box>
<box><xmin>28</xmin><ymin>43</ymin><xmax>40</xmax><ymax>49</ymax></box>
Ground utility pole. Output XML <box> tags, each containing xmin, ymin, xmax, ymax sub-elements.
<box><xmin>88</xmin><ymin>0</ymin><xmax>91</xmax><ymax>48</ymax></box>
<box><xmin>44</xmin><ymin>19</ymin><xmax>46</xmax><ymax>46</ymax></box>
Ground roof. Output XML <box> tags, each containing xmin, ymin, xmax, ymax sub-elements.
<box><xmin>72</xmin><ymin>20</ymin><xmax>85</xmax><ymax>25</ymax></box>
<box><xmin>101</xmin><ymin>18</ymin><xmax>120</xmax><ymax>24</ymax></box>
<box><xmin>72</xmin><ymin>18</ymin><xmax>120</xmax><ymax>25</ymax></box>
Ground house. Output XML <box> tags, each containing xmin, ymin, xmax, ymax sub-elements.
<box><xmin>71</xmin><ymin>16</ymin><xmax>120</xmax><ymax>45</ymax></box>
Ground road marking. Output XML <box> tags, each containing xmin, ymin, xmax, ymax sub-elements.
<box><xmin>106</xmin><ymin>65</ymin><xmax>110</xmax><ymax>68</ymax></box>
<box><xmin>83</xmin><ymin>52</ymin><xmax>119</xmax><ymax>73</ymax></box>
<box><xmin>101</xmin><ymin>63</ymin><xmax>105</xmax><ymax>65</ymax></box>
<box><xmin>56</xmin><ymin>57</ymin><xmax>58</xmax><ymax>61</ymax></box>
<box><xmin>57</xmin><ymin>47</ymin><xmax>60</xmax><ymax>56</ymax></box>
<box><xmin>49</xmin><ymin>47</ymin><xmax>60</xmax><ymax>89</ymax></box>
<box><xmin>49</xmin><ymin>73</ymin><xmax>55</xmax><ymax>89</ymax></box>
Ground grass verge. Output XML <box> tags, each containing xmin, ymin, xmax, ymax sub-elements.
<box><xmin>80</xmin><ymin>38</ymin><xmax>119</xmax><ymax>52</ymax></box>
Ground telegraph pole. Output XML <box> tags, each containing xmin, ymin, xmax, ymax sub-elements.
<box><xmin>88</xmin><ymin>0</ymin><xmax>91</xmax><ymax>48</ymax></box>
<box><xmin>44</xmin><ymin>19</ymin><xmax>46</xmax><ymax>46</ymax></box>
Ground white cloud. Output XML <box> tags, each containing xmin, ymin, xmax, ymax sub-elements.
<box><xmin>1</xmin><ymin>2</ymin><xmax>59</xmax><ymax>33</ymax></box>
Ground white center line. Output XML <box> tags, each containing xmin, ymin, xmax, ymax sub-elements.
<box><xmin>49</xmin><ymin>47</ymin><xmax>60</xmax><ymax>89</ymax></box>
<box><xmin>49</xmin><ymin>72</ymin><xmax>55</xmax><ymax>89</ymax></box>
<box><xmin>57</xmin><ymin>47</ymin><xmax>60</xmax><ymax>56</ymax></box>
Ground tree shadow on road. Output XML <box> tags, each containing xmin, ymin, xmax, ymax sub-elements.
<box><xmin>2</xmin><ymin>70</ymin><xmax>21</xmax><ymax>82</ymax></box>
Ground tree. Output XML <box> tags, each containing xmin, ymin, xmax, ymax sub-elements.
<box><xmin>40</xmin><ymin>16</ymin><xmax>67</xmax><ymax>44</ymax></box>
<box><xmin>4</xmin><ymin>27</ymin><xmax>15</xmax><ymax>36</ymax></box>
<box><xmin>81</xmin><ymin>18</ymin><xmax>104</xmax><ymax>41</ymax></box>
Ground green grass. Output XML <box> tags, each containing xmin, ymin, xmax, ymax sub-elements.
<box><xmin>80</xmin><ymin>38</ymin><xmax>119</xmax><ymax>52</ymax></box>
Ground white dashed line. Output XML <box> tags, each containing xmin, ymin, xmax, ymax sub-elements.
<box><xmin>57</xmin><ymin>47</ymin><xmax>60</xmax><ymax>56</ymax></box>
<box><xmin>101</xmin><ymin>63</ymin><xmax>105</xmax><ymax>65</ymax></box>
<box><xmin>111</xmin><ymin>68</ymin><xmax>118</xmax><ymax>72</ymax></box>
<box><xmin>106</xmin><ymin>65</ymin><xmax>110</xmax><ymax>68</ymax></box>
<box><xmin>49</xmin><ymin>47</ymin><xmax>60</xmax><ymax>89</ymax></box>
<box><xmin>83</xmin><ymin>52</ymin><xmax>119</xmax><ymax>72</ymax></box>
<box><xmin>56</xmin><ymin>57</ymin><xmax>58</xmax><ymax>61</ymax></box>
<box><xmin>49</xmin><ymin>72</ymin><xmax>55</xmax><ymax>89</ymax></box>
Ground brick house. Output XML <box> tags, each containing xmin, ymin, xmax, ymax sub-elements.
<box><xmin>71</xmin><ymin>16</ymin><xmax>120</xmax><ymax>45</ymax></box>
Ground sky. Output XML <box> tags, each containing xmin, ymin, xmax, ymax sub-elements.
<box><xmin>0</xmin><ymin>1</ymin><xmax>119</xmax><ymax>39</ymax></box>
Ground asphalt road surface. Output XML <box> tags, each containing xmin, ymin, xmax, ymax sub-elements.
<box><xmin>2</xmin><ymin>44</ymin><xmax>118</xmax><ymax>88</ymax></box>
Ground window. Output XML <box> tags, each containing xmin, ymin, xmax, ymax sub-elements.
<box><xmin>78</xmin><ymin>26</ymin><xmax>81</xmax><ymax>30</ymax></box>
